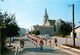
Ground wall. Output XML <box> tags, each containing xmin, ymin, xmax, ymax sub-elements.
<box><xmin>52</xmin><ymin>37</ymin><xmax>80</xmax><ymax>47</ymax></box>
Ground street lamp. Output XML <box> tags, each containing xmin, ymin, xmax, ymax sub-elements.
<box><xmin>68</xmin><ymin>1</ymin><xmax>75</xmax><ymax>46</ymax></box>
<box><xmin>72</xmin><ymin>2</ymin><xmax>76</xmax><ymax>46</ymax></box>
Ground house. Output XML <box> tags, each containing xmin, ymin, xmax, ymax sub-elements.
<box><xmin>71</xmin><ymin>26</ymin><xmax>80</xmax><ymax>38</ymax></box>
<box><xmin>75</xmin><ymin>26</ymin><xmax>80</xmax><ymax>38</ymax></box>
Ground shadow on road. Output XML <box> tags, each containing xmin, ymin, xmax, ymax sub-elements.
<box><xmin>22</xmin><ymin>47</ymin><xmax>60</xmax><ymax>53</ymax></box>
<box><xmin>13</xmin><ymin>38</ymin><xmax>29</xmax><ymax>41</ymax></box>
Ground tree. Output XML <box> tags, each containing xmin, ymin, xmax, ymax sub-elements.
<box><xmin>0</xmin><ymin>11</ymin><xmax>6</xmax><ymax>47</ymax></box>
<box><xmin>0</xmin><ymin>11</ymin><xmax>7</xmax><ymax>54</ymax></box>
<box><xmin>59</xmin><ymin>21</ymin><xmax>72</xmax><ymax>37</ymax></box>
<box><xmin>5</xmin><ymin>14</ymin><xmax>20</xmax><ymax>46</ymax></box>
<box><xmin>0</xmin><ymin>11</ymin><xmax>20</xmax><ymax>53</ymax></box>
<box><xmin>32</xmin><ymin>30</ymin><xmax>40</xmax><ymax>35</ymax></box>
<box><xmin>54</xmin><ymin>19</ymin><xmax>72</xmax><ymax>37</ymax></box>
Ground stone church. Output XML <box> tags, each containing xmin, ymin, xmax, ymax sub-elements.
<box><xmin>32</xmin><ymin>8</ymin><xmax>61</xmax><ymax>36</ymax></box>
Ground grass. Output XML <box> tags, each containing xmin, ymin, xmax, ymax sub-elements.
<box><xmin>63</xmin><ymin>44</ymin><xmax>80</xmax><ymax>50</ymax></box>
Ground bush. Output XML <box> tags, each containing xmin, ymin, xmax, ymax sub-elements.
<box><xmin>32</xmin><ymin>30</ymin><xmax>40</xmax><ymax>35</ymax></box>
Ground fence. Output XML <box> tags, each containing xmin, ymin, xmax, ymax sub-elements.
<box><xmin>51</xmin><ymin>37</ymin><xmax>80</xmax><ymax>47</ymax></box>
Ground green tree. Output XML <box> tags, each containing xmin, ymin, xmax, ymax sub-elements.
<box><xmin>54</xmin><ymin>19</ymin><xmax>72</xmax><ymax>37</ymax></box>
<box><xmin>0</xmin><ymin>11</ymin><xmax>20</xmax><ymax>53</ymax></box>
<box><xmin>32</xmin><ymin>30</ymin><xmax>40</xmax><ymax>35</ymax></box>
<box><xmin>59</xmin><ymin>21</ymin><xmax>72</xmax><ymax>37</ymax></box>
<box><xmin>5</xmin><ymin>14</ymin><xmax>20</xmax><ymax>46</ymax></box>
<box><xmin>0</xmin><ymin>11</ymin><xmax>7</xmax><ymax>54</ymax></box>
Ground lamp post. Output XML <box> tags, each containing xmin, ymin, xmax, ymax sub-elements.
<box><xmin>72</xmin><ymin>2</ymin><xmax>75</xmax><ymax>46</ymax></box>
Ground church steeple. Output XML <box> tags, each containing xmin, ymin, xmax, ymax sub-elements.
<box><xmin>44</xmin><ymin>8</ymin><xmax>49</xmax><ymax>25</ymax></box>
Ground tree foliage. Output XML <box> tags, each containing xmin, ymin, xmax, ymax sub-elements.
<box><xmin>0</xmin><ymin>11</ymin><xmax>20</xmax><ymax>53</ymax></box>
<box><xmin>55</xmin><ymin>19</ymin><xmax>72</xmax><ymax>37</ymax></box>
<box><xmin>59</xmin><ymin>21</ymin><xmax>72</xmax><ymax>37</ymax></box>
<box><xmin>0</xmin><ymin>11</ymin><xmax>20</xmax><ymax>37</ymax></box>
<box><xmin>32</xmin><ymin>30</ymin><xmax>40</xmax><ymax>35</ymax></box>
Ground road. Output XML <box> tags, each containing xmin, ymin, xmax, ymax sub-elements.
<box><xmin>17</xmin><ymin>36</ymin><xmax>71</xmax><ymax>55</ymax></box>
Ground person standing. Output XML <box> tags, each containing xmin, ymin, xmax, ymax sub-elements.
<box><xmin>49</xmin><ymin>40</ymin><xmax>51</xmax><ymax>46</ymax></box>
<box><xmin>39</xmin><ymin>39</ymin><xmax>44</xmax><ymax>51</ymax></box>
<box><xmin>54</xmin><ymin>38</ymin><xmax>57</xmax><ymax>47</ymax></box>
<box><xmin>19</xmin><ymin>37</ymin><xmax>24</xmax><ymax>48</ymax></box>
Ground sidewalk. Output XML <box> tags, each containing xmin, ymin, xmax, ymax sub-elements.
<box><xmin>56</xmin><ymin>45</ymin><xmax>80</xmax><ymax>55</ymax></box>
<box><xmin>1</xmin><ymin>43</ymin><xmax>16</xmax><ymax>55</ymax></box>
<box><xmin>6</xmin><ymin>42</ymin><xmax>19</xmax><ymax>55</ymax></box>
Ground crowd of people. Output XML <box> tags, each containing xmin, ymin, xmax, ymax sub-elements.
<box><xmin>27</xmin><ymin>34</ymin><xmax>58</xmax><ymax>50</ymax></box>
<box><xmin>19</xmin><ymin>35</ymin><xmax>58</xmax><ymax>51</ymax></box>
<box><xmin>27</xmin><ymin>35</ymin><xmax>44</xmax><ymax>50</ymax></box>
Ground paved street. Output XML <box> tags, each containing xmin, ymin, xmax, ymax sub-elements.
<box><xmin>17</xmin><ymin>37</ymin><xmax>71</xmax><ymax>55</ymax></box>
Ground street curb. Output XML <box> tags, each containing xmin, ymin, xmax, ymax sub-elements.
<box><xmin>61</xmin><ymin>48</ymin><xmax>79</xmax><ymax>55</ymax></box>
<box><xmin>52</xmin><ymin>46</ymin><xmax>79</xmax><ymax>55</ymax></box>
<box><xmin>60</xmin><ymin>45</ymin><xmax>80</xmax><ymax>52</ymax></box>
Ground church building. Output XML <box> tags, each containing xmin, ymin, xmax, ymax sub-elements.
<box><xmin>32</xmin><ymin>8</ymin><xmax>57</xmax><ymax>36</ymax></box>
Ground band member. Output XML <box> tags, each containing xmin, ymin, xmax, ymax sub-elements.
<box><xmin>54</xmin><ymin>38</ymin><xmax>57</xmax><ymax>47</ymax></box>
<box><xmin>19</xmin><ymin>37</ymin><xmax>24</xmax><ymax>48</ymax></box>
<box><xmin>39</xmin><ymin>39</ymin><xmax>44</xmax><ymax>51</ymax></box>
<box><xmin>49</xmin><ymin>40</ymin><xmax>51</xmax><ymax>46</ymax></box>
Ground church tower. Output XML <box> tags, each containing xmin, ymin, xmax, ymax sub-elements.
<box><xmin>43</xmin><ymin>8</ymin><xmax>49</xmax><ymax>25</ymax></box>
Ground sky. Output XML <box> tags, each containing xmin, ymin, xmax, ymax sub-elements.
<box><xmin>0</xmin><ymin>0</ymin><xmax>80</xmax><ymax>29</ymax></box>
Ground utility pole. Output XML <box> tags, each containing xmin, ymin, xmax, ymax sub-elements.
<box><xmin>72</xmin><ymin>2</ymin><xmax>75</xmax><ymax>46</ymax></box>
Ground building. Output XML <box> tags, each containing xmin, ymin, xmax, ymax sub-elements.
<box><xmin>71</xmin><ymin>26</ymin><xmax>80</xmax><ymax>38</ymax></box>
<box><xmin>75</xmin><ymin>26</ymin><xmax>80</xmax><ymax>38</ymax></box>
<box><xmin>18</xmin><ymin>28</ymin><xmax>27</xmax><ymax>36</ymax></box>
<box><xmin>32</xmin><ymin>8</ymin><xmax>57</xmax><ymax>36</ymax></box>
<box><xmin>55</xmin><ymin>19</ymin><xmax>62</xmax><ymax>32</ymax></box>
